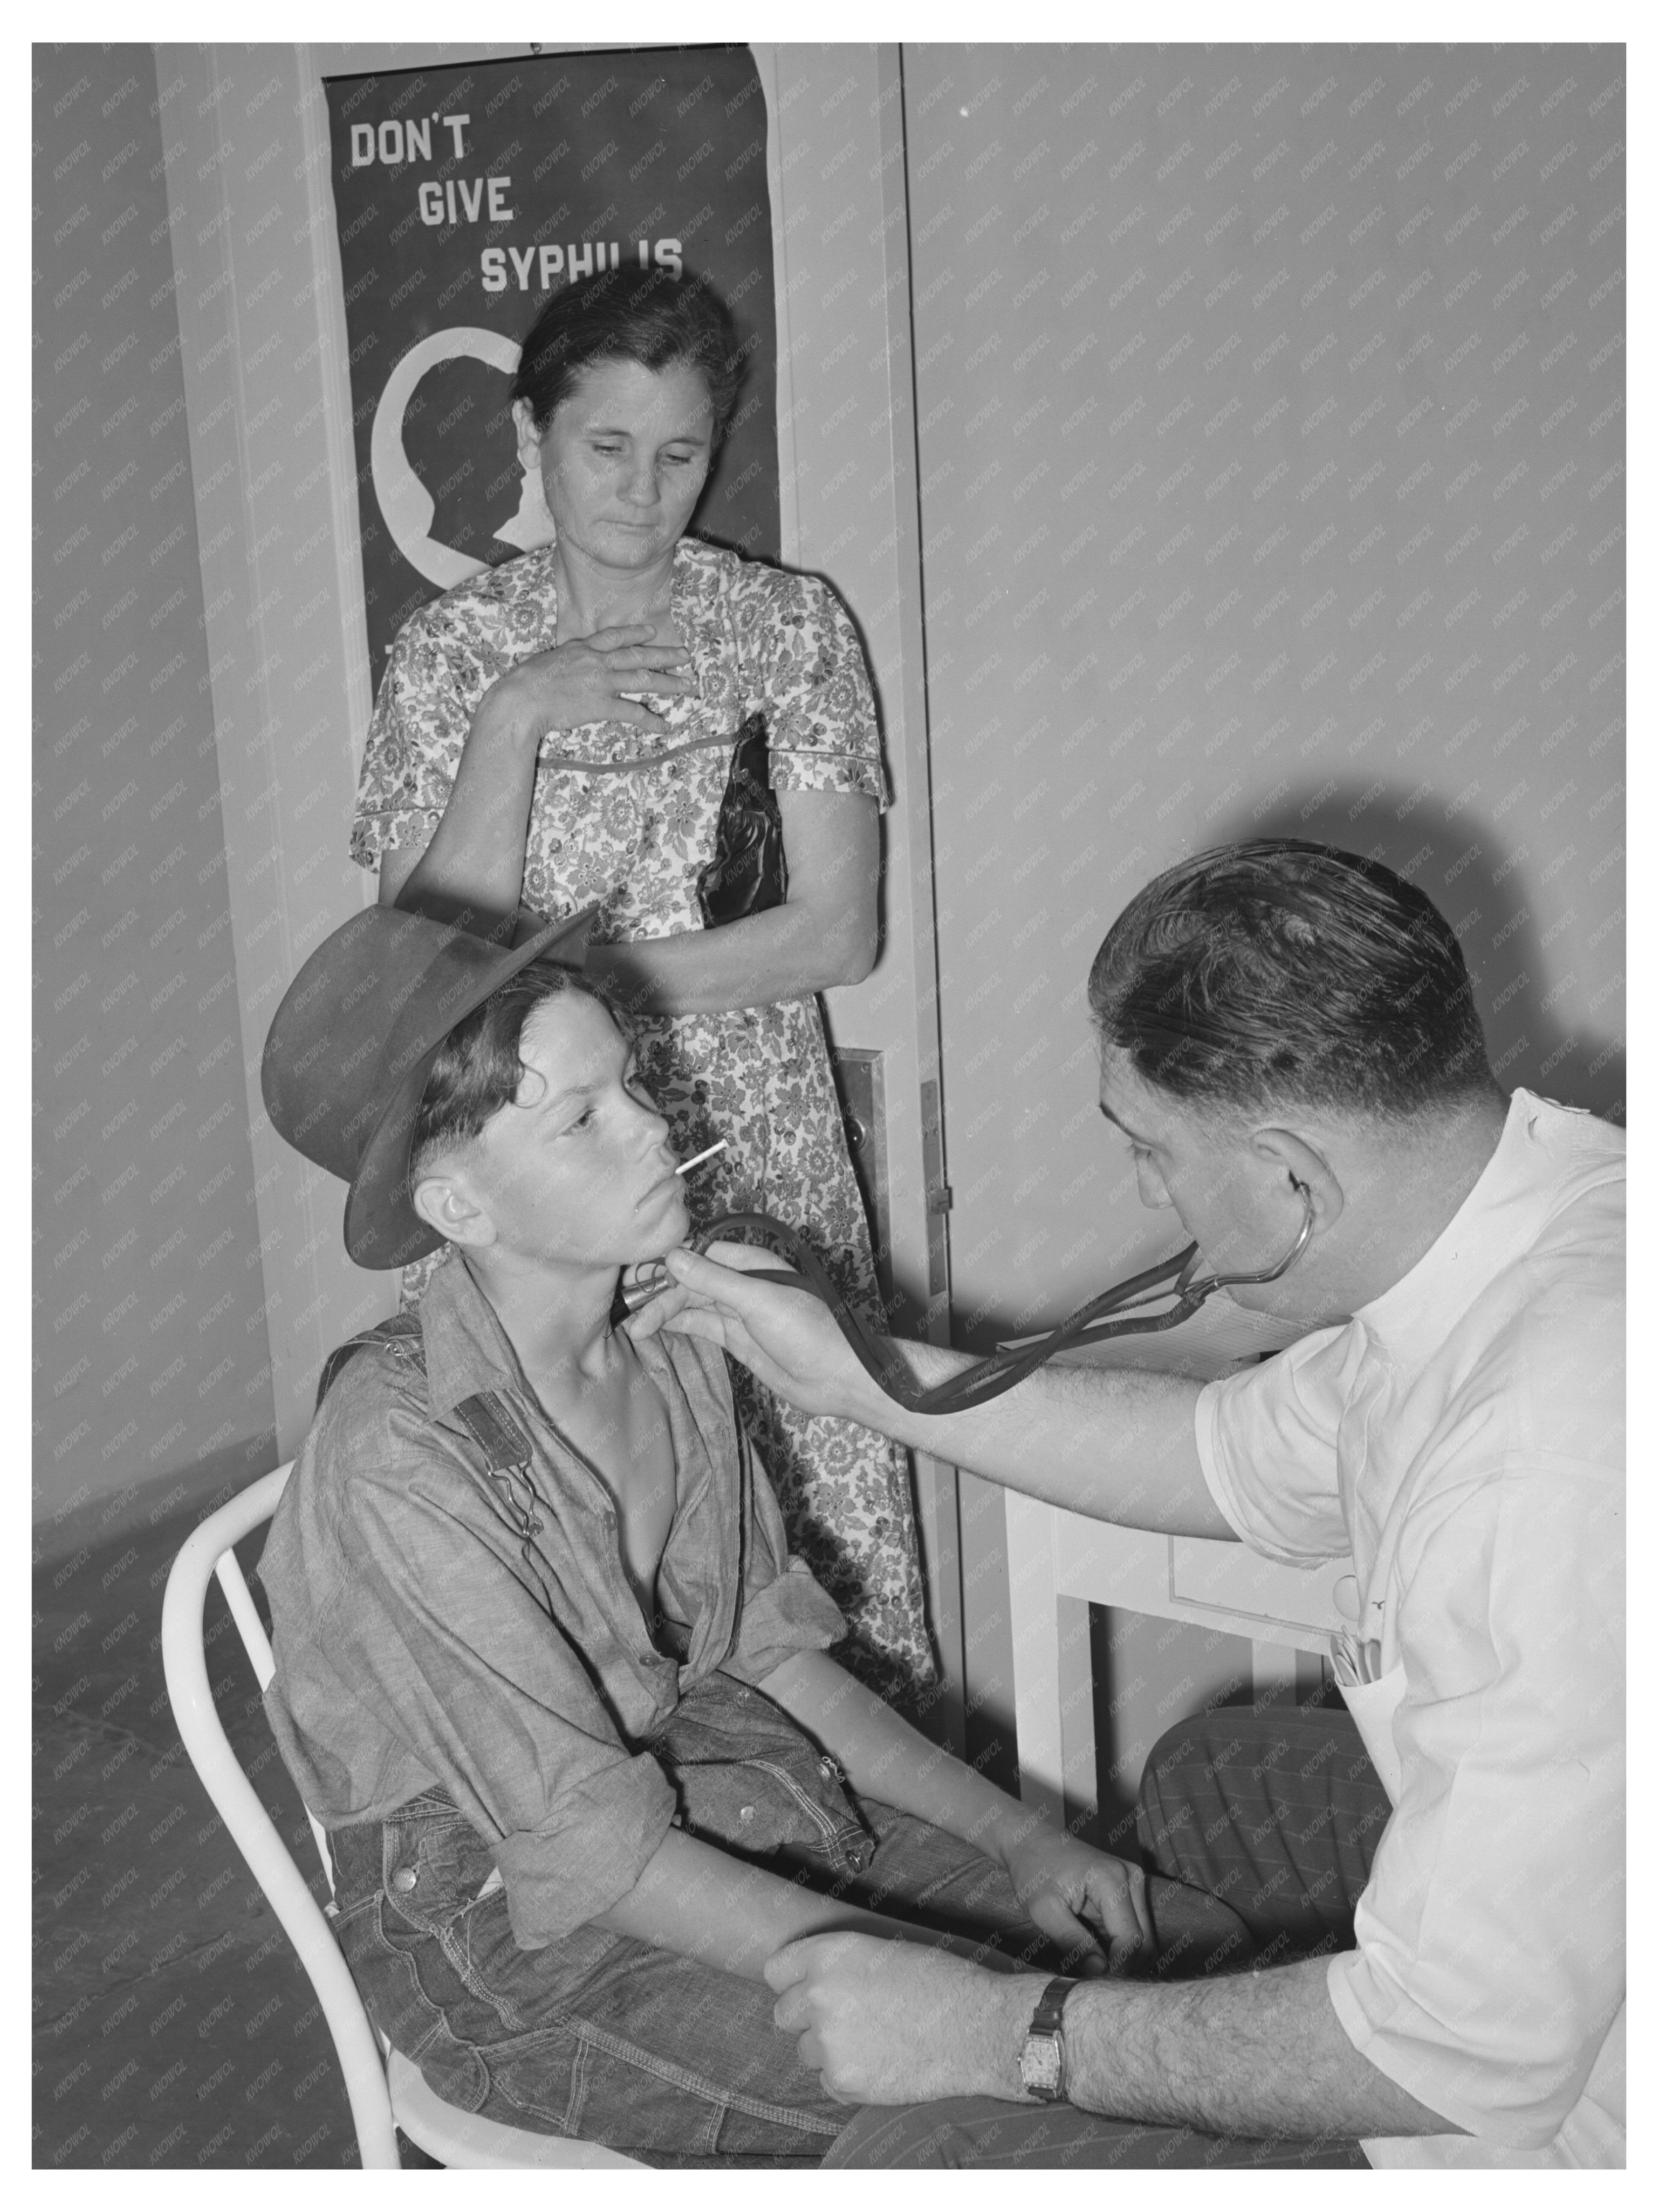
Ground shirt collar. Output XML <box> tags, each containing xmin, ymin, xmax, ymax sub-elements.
<box><xmin>417</xmin><ymin>1255</ymin><xmax>539</xmax><ymax>1417</ymax></box>
<box><xmin>412</xmin><ymin>1252</ymin><xmax>686</xmax><ymax>1423</ymax></box>
<box><xmin>1354</xmin><ymin>1089</ymin><xmax>1576</xmax><ymax>1367</ymax></box>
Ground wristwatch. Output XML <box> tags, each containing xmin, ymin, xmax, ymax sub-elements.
<box><xmin>1018</xmin><ymin>1975</ymin><xmax>1077</xmax><ymax>2103</ymax></box>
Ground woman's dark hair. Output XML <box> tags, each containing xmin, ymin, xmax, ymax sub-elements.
<box><xmin>1087</xmin><ymin>839</ymin><xmax>1494</xmax><ymax>1120</ymax></box>
<box><xmin>511</xmin><ymin>266</ymin><xmax>745</xmax><ymax>443</ymax></box>
<box><xmin>409</xmin><ymin>956</ymin><xmax>631</xmax><ymax>1183</ymax></box>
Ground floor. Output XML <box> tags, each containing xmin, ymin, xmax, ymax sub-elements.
<box><xmin>33</xmin><ymin>1498</ymin><xmax>380</xmax><ymax>2170</ymax></box>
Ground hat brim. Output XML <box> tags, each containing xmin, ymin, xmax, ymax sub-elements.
<box><xmin>341</xmin><ymin>906</ymin><xmax>597</xmax><ymax>1270</ymax></box>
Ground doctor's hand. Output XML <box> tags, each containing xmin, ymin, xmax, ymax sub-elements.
<box><xmin>626</xmin><ymin>1242</ymin><xmax>869</xmax><ymax>1421</ymax></box>
<box><xmin>765</xmin><ymin>1933</ymin><xmax>1039</xmax><ymax>2106</ymax></box>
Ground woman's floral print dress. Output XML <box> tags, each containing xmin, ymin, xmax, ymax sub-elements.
<box><xmin>350</xmin><ymin>537</ymin><xmax>933</xmax><ymax>1696</ymax></box>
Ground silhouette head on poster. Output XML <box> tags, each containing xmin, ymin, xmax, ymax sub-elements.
<box><xmin>395</xmin><ymin>355</ymin><xmax>519</xmax><ymax>560</ymax></box>
<box><xmin>370</xmin><ymin>327</ymin><xmax>558</xmax><ymax>592</ymax></box>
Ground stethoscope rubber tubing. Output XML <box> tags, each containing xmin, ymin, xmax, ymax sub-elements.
<box><xmin>686</xmin><ymin>1211</ymin><xmax>1295</xmax><ymax>1417</ymax></box>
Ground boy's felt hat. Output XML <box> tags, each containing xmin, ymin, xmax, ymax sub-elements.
<box><xmin>261</xmin><ymin>902</ymin><xmax>596</xmax><ymax>1270</ymax></box>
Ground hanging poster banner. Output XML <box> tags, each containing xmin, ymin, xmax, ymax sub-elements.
<box><xmin>323</xmin><ymin>45</ymin><xmax>778</xmax><ymax>688</ymax></box>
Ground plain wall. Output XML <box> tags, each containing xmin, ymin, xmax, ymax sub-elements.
<box><xmin>34</xmin><ymin>44</ymin><xmax>277</xmax><ymax>1554</ymax></box>
<box><xmin>900</xmin><ymin>43</ymin><xmax>1625</xmax><ymax>1784</ymax></box>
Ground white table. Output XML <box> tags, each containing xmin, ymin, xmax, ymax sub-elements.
<box><xmin>1000</xmin><ymin>1298</ymin><xmax>1351</xmax><ymax>1824</ymax></box>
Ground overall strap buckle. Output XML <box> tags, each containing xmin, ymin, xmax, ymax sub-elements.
<box><xmin>453</xmin><ymin>1390</ymin><xmax>545</xmax><ymax>1540</ymax></box>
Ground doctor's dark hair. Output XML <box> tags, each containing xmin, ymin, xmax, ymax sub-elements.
<box><xmin>511</xmin><ymin>267</ymin><xmax>746</xmax><ymax>444</ymax></box>
<box><xmin>408</xmin><ymin>957</ymin><xmax>633</xmax><ymax>1185</ymax></box>
<box><xmin>1087</xmin><ymin>840</ymin><xmax>1494</xmax><ymax>1119</ymax></box>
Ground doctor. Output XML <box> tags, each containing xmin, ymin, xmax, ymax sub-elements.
<box><xmin>644</xmin><ymin>839</ymin><xmax>1625</xmax><ymax>2169</ymax></box>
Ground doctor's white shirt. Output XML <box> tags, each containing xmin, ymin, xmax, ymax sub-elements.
<box><xmin>1195</xmin><ymin>1090</ymin><xmax>1625</xmax><ymax>2168</ymax></box>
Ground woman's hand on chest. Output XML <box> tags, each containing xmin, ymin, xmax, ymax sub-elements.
<box><xmin>482</xmin><ymin>623</ymin><xmax>699</xmax><ymax>746</ymax></box>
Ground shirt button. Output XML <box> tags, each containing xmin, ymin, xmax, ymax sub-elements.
<box><xmin>390</xmin><ymin>1866</ymin><xmax>419</xmax><ymax>1894</ymax></box>
<box><xmin>738</xmin><ymin>1805</ymin><xmax>756</xmax><ymax>1824</ymax></box>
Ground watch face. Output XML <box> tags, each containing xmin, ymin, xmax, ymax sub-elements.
<box><xmin>1020</xmin><ymin>2033</ymin><xmax>1064</xmax><ymax>2098</ymax></box>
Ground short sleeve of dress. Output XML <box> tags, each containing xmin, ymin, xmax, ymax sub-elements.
<box><xmin>349</xmin><ymin>613</ymin><xmax>470</xmax><ymax>871</ymax></box>
<box><xmin>743</xmin><ymin>567</ymin><xmax>890</xmax><ymax>813</ymax></box>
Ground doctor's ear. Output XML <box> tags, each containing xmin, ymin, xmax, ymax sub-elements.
<box><xmin>1251</xmin><ymin>1127</ymin><xmax>1345</xmax><ymax>1233</ymax></box>
<box><xmin>411</xmin><ymin>1173</ymin><xmax>497</xmax><ymax>1253</ymax></box>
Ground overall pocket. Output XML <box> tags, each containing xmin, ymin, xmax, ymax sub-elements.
<box><xmin>378</xmin><ymin>1788</ymin><xmax>502</xmax><ymax>1939</ymax></box>
<box><xmin>327</xmin><ymin>1793</ymin><xmax>498</xmax><ymax>2115</ymax></box>
<box><xmin>651</xmin><ymin>1673</ymin><xmax>876</xmax><ymax>1877</ymax></box>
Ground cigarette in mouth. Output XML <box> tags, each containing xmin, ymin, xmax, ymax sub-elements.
<box><xmin>675</xmin><ymin>1139</ymin><xmax>728</xmax><ymax>1177</ymax></box>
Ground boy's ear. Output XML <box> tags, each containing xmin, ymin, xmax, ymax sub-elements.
<box><xmin>411</xmin><ymin>1169</ymin><xmax>497</xmax><ymax>1253</ymax></box>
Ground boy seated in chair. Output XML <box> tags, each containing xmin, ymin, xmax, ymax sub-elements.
<box><xmin>256</xmin><ymin>904</ymin><xmax>1199</xmax><ymax>2166</ymax></box>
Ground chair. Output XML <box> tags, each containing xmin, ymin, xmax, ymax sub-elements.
<box><xmin>161</xmin><ymin>1464</ymin><xmax>642</xmax><ymax>2170</ymax></box>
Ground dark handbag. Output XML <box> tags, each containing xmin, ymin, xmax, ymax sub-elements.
<box><xmin>696</xmin><ymin>711</ymin><xmax>789</xmax><ymax>927</ymax></box>
<box><xmin>650</xmin><ymin>1669</ymin><xmax>876</xmax><ymax>1877</ymax></box>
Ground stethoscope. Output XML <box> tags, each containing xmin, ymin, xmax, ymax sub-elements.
<box><xmin>626</xmin><ymin>1177</ymin><xmax>1317</xmax><ymax>1418</ymax></box>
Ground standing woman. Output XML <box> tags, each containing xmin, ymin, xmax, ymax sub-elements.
<box><xmin>350</xmin><ymin>268</ymin><xmax>931</xmax><ymax>1697</ymax></box>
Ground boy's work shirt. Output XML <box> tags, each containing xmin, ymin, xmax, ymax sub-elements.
<box><xmin>261</xmin><ymin>1257</ymin><xmax>847</xmax><ymax>1951</ymax></box>
<box><xmin>1195</xmin><ymin>1090</ymin><xmax>1625</xmax><ymax>2166</ymax></box>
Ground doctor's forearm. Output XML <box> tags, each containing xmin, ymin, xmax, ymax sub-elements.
<box><xmin>951</xmin><ymin>1958</ymin><xmax>1460</xmax><ymax>2139</ymax></box>
<box><xmin>833</xmin><ymin>1341</ymin><xmax>1224</xmax><ymax>1539</ymax></box>
<box><xmin>1056</xmin><ymin>1957</ymin><xmax>1463</xmax><ymax>2140</ymax></box>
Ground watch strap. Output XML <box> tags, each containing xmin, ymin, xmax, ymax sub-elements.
<box><xmin>1029</xmin><ymin>1974</ymin><xmax>1076</xmax><ymax>2037</ymax></box>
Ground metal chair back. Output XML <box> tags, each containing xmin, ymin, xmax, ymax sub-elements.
<box><xmin>160</xmin><ymin>1464</ymin><xmax>640</xmax><ymax>2169</ymax></box>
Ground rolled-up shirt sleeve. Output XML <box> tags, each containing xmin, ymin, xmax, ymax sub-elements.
<box><xmin>721</xmin><ymin>1427</ymin><xmax>848</xmax><ymax>1685</ymax></box>
<box><xmin>326</xmin><ymin>1472</ymin><xmax>676</xmax><ymax>1948</ymax></box>
<box><xmin>1327</xmin><ymin>1459</ymin><xmax>1625</xmax><ymax>2147</ymax></box>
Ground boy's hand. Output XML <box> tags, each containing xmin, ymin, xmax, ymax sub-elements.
<box><xmin>997</xmin><ymin>1823</ymin><xmax>1153</xmax><ymax>1976</ymax></box>
<box><xmin>627</xmin><ymin>1243</ymin><xmax>872</xmax><ymax>1422</ymax></box>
